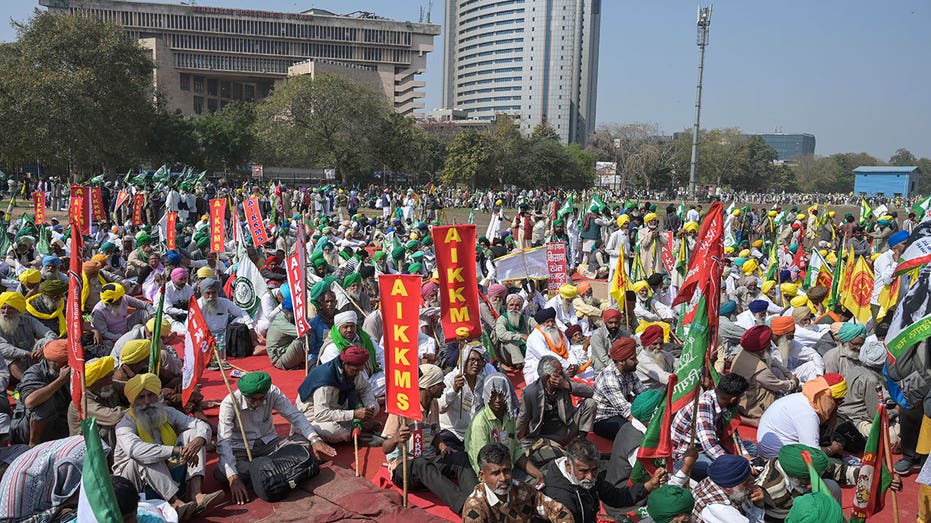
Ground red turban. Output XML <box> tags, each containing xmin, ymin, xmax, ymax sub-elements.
<box><xmin>43</xmin><ymin>339</ymin><xmax>70</xmax><ymax>364</ymax></box>
<box><xmin>740</xmin><ymin>325</ymin><xmax>773</xmax><ymax>353</ymax></box>
<box><xmin>340</xmin><ymin>345</ymin><xmax>369</xmax><ymax>366</ymax></box>
<box><xmin>770</xmin><ymin>316</ymin><xmax>796</xmax><ymax>336</ymax></box>
<box><xmin>640</xmin><ymin>325</ymin><xmax>664</xmax><ymax>347</ymax></box>
<box><xmin>602</xmin><ymin>309</ymin><xmax>622</xmax><ymax>323</ymax></box>
<box><xmin>610</xmin><ymin>337</ymin><xmax>637</xmax><ymax>362</ymax></box>
<box><xmin>265</xmin><ymin>255</ymin><xmax>281</xmax><ymax>266</ymax></box>
<box><xmin>565</xmin><ymin>325</ymin><xmax>583</xmax><ymax>340</ymax></box>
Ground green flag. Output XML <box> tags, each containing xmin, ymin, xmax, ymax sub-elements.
<box><xmin>859</xmin><ymin>199</ymin><xmax>872</xmax><ymax>226</ymax></box>
<box><xmin>826</xmin><ymin>248</ymin><xmax>844</xmax><ymax>308</ymax></box>
<box><xmin>676</xmin><ymin>201</ymin><xmax>686</xmax><ymax>219</ymax></box>
<box><xmin>630</xmin><ymin>384</ymin><xmax>669</xmax><ymax>484</ymax></box>
<box><xmin>557</xmin><ymin>196</ymin><xmax>575</xmax><ymax>218</ymax></box>
<box><xmin>148</xmin><ymin>283</ymin><xmax>166</xmax><ymax>375</ymax></box>
<box><xmin>37</xmin><ymin>225</ymin><xmax>51</xmax><ymax>256</ymax></box>
<box><xmin>467</xmin><ymin>208</ymin><xmax>475</xmax><ymax>225</ymax></box>
<box><xmin>913</xmin><ymin>194</ymin><xmax>931</xmax><ymax>220</ymax></box>
<box><xmin>671</xmin><ymin>295</ymin><xmax>710</xmax><ymax>410</ymax></box>
<box><xmin>764</xmin><ymin>242</ymin><xmax>779</xmax><ymax>281</ymax></box>
<box><xmin>77</xmin><ymin>418</ymin><xmax>122</xmax><ymax>523</ymax></box>
<box><xmin>588</xmin><ymin>194</ymin><xmax>606</xmax><ymax>213</ymax></box>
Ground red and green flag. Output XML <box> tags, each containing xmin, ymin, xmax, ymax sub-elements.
<box><xmin>148</xmin><ymin>282</ymin><xmax>166</xmax><ymax>376</ymax></box>
<box><xmin>631</xmin><ymin>377</ymin><xmax>675</xmax><ymax>483</ymax></box>
<box><xmin>850</xmin><ymin>405</ymin><xmax>893</xmax><ymax>522</ymax></box>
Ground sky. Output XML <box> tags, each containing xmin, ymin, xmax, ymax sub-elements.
<box><xmin>2</xmin><ymin>0</ymin><xmax>929</xmax><ymax>159</ymax></box>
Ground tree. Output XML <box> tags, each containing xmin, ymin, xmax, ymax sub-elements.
<box><xmin>791</xmin><ymin>155</ymin><xmax>846</xmax><ymax>193</ymax></box>
<box><xmin>441</xmin><ymin>129</ymin><xmax>497</xmax><ymax>187</ymax></box>
<box><xmin>144</xmin><ymin>111</ymin><xmax>197</xmax><ymax>167</ymax></box>
<box><xmin>192</xmin><ymin>102</ymin><xmax>256</xmax><ymax>174</ymax></box>
<box><xmin>890</xmin><ymin>148</ymin><xmax>918</xmax><ymax>166</ymax></box>
<box><xmin>0</xmin><ymin>10</ymin><xmax>155</xmax><ymax>176</ymax></box>
<box><xmin>253</xmin><ymin>74</ymin><xmax>390</xmax><ymax>184</ymax></box>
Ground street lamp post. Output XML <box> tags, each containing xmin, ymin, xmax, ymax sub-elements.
<box><xmin>688</xmin><ymin>6</ymin><xmax>712</xmax><ymax>199</ymax></box>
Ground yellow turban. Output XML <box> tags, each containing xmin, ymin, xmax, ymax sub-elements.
<box><xmin>121</xmin><ymin>339</ymin><xmax>151</xmax><ymax>365</ymax></box>
<box><xmin>409</xmin><ymin>232</ymin><xmax>419</xmax><ymax>241</ymax></box>
<box><xmin>826</xmin><ymin>252</ymin><xmax>837</xmax><ymax>265</ymax></box>
<box><xmin>0</xmin><ymin>291</ymin><xmax>27</xmax><ymax>313</ymax></box>
<box><xmin>881</xmin><ymin>215</ymin><xmax>893</xmax><ymax>221</ymax></box>
<box><xmin>819</xmin><ymin>249</ymin><xmax>828</xmax><ymax>257</ymax></box>
<box><xmin>196</xmin><ymin>266</ymin><xmax>215</xmax><ymax>279</ymax></box>
<box><xmin>91</xmin><ymin>253</ymin><xmax>109</xmax><ymax>265</ymax></box>
<box><xmin>85</xmin><ymin>356</ymin><xmax>115</xmax><ymax>387</ymax></box>
<box><xmin>828</xmin><ymin>211</ymin><xmax>835</xmax><ymax>218</ymax></box>
<box><xmin>768</xmin><ymin>210</ymin><xmax>777</xmax><ymax>217</ymax></box>
<box><xmin>742</xmin><ymin>259</ymin><xmax>759</xmax><ymax>274</ymax></box>
<box><xmin>632</xmin><ymin>280</ymin><xmax>650</xmax><ymax>293</ymax></box>
<box><xmin>732</xmin><ymin>209</ymin><xmax>741</xmax><ymax>216</ymax></box>
<box><xmin>724</xmin><ymin>246</ymin><xmax>735</xmax><ymax>254</ymax></box>
<box><xmin>617</xmin><ymin>215</ymin><xmax>630</xmax><ymax>228</ymax></box>
<box><xmin>761</xmin><ymin>280</ymin><xmax>776</xmax><ymax>294</ymax></box>
<box><xmin>738</xmin><ymin>249</ymin><xmax>751</xmax><ymax>258</ymax></box>
<box><xmin>559</xmin><ymin>284</ymin><xmax>578</xmax><ymax>299</ymax></box>
<box><xmin>125</xmin><ymin>372</ymin><xmax>162</xmax><ymax>403</ymax></box>
<box><xmin>18</xmin><ymin>269</ymin><xmax>41</xmax><ymax>285</ymax></box>
<box><xmin>100</xmin><ymin>283</ymin><xmax>125</xmax><ymax>305</ymax></box>
<box><xmin>752</xmin><ymin>239</ymin><xmax>763</xmax><ymax>248</ymax></box>
<box><xmin>781</xmin><ymin>283</ymin><xmax>798</xmax><ymax>297</ymax></box>
<box><xmin>870</xmin><ymin>252</ymin><xmax>881</xmax><ymax>261</ymax></box>
<box><xmin>644</xmin><ymin>212</ymin><xmax>658</xmax><ymax>223</ymax></box>
<box><xmin>790</xmin><ymin>295</ymin><xmax>809</xmax><ymax>308</ymax></box>
<box><xmin>796</xmin><ymin>213</ymin><xmax>806</xmax><ymax>221</ymax></box>
<box><xmin>683</xmin><ymin>222</ymin><xmax>699</xmax><ymax>233</ymax></box>
<box><xmin>145</xmin><ymin>318</ymin><xmax>172</xmax><ymax>337</ymax></box>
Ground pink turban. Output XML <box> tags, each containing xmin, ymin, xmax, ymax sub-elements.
<box><xmin>170</xmin><ymin>267</ymin><xmax>188</xmax><ymax>282</ymax></box>
<box><xmin>421</xmin><ymin>281</ymin><xmax>439</xmax><ymax>300</ymax></box>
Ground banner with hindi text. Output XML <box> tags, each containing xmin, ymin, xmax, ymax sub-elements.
<box><xmin>209</xmin><ymin>198</ymin><xmax>226</xmax><ymax>253</ymax></box>
<box><xmin>33</xmin><ymin>191</ymin><xmax>46</xmax><ymax>224</ymax></box>
<box><xmin>181</xmin><ymin>295</ymin><xmax>215</xmax><ymax>406</ymax></box>
<box><xmin>91</xmin><ymin>186</ymin><xmax>106</xmax><ymax>222</ymax></box>
<box><xmin>285</xmin><ymin>250</ymin><xmax>311</xmax><ymax>337</ymax></box>
<box><xmin>244</xmin><ymin>197</ymin><xmax>269</xmax><ymax>246</ymax></box>
<box><xmin>66</xmin><ymin>213</ymin><xmax>85</xmax><ymax>416</ymax></box>
<box><xmin>379</xmin><ymin>275</ymin><xmax>422</xmax><ymax>420</ymax></box>
<box><xmin>131</xmin><ymin>194</ymin><xmax>145</xmax><ymax>227</ymax></box>
<box><xmin>545</xmin><ymin>242</ymin><xmax>567</xmax><ymax>291</ymax></box>
<box><xmin>433</xmin><ymin>225</ymin><xmax>482</xmax><ymax>341</ymax></box>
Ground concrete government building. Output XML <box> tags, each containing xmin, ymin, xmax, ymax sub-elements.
<box><xmin>39</xmin><ymin>0</ymin><xmax>440</xmax><ymax>116</ymax></box>
<box><xmin>442</xmin><ymin>0</ymin><xmax>601</xmax><ymax>145</ymax></box>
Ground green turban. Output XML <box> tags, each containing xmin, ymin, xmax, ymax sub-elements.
<box><xmin>647</xmin><ymin>485</ymin><xmax>695</xmax><ymax>523</ymax></box>
<box><xmin>554</xmin><ymin>219</ymin><xmax>565</xmax><ymax>226</ymax></box>
<box><xmin>311</xmin><ymin>255</ymin><xmax>327</xmax><ymax>269</ymax></box>
<box><xmin>837</xmin><ymin>323</ymin><xmax>866</xmax><ymax>343</ymax></box>
<box><xmin>406</xmin><ymin>240</ymin><xmax>420</xmax><ymax>250</ymax></box>
<box><xmin>195</xmin><ymin>235</ymin><xmax>209</xmax><ymax>249</ymax></box>
<box><xmin>421</xmin><ymin>236</ymin><xmax>433</xmax><ymax>247</ymax></box>
<box><xmin>408</xmin><ymin>262</ymin><xmax>423</xmax><ymax>274</ymax></box>
<box><xmin>630</xmin><ymin>389</ymin><xmax>663</xmax><ymax>423</ymax></box>
<box><xmin>100</xmin><ymin>241</ymin><xmax>115</xmax><ymax>252</ymax></box>
<box><xmin>372</xmin><ymin>251</ymin><xmax>386</xmax><ymax>262</ymax></box>
<box><xmin>343</xmin><ymin>273</ymin><xmax>362</xmax><ymax>288</ymax></box>
<box><xmin>411</xmin><ymin>251</ymin><xmax>425</xmax><ymax>261</ymax></box>
<box><xmin>778</xmin><ymin>444</ymin><xmax>829</xmax><ymax>478</ymax></box>
<box><xmin>238</xmin><ymin>371</ymin><xmax>272</xmax><ymax>396</ymax></box>
<box><xmin>40</xmin><ymin>278</ymin><xmax>69</xmax><ymax>297</ymax></box>
<box><xmin>391</xmin><ymin>246</ymin><xmax>406</xmax><ymax>260</ymax></box>
<box><xmin>785</xmin><ymin>492</ymin><xmax>845</xmax><ymax>523</ymax></box>
<box><xmin>310</xmin><ymin>277</ymin><xmax>334</xmax><ymax>303</ymax></box>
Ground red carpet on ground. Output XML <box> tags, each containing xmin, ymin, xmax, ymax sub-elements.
<box><xmin>192</xmin><ymin>351</ymin><xmax>916</xmax><ymax>522</ymax></box>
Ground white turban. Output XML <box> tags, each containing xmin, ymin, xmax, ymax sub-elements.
<box><xmin>334</xmin><ymin>310</ymin><xmax>358</xmax><ymax>328</ymax></box>
<box><xmin>858</xmin><ymin>335</ymin><xmax>887</xmax><ymax>367</ymax></box>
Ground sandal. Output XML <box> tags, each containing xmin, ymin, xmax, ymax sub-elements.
<box><xmin>193</xmin><ymin>490</ymin><xmax>226</xmax><ymax>516</ymax></box>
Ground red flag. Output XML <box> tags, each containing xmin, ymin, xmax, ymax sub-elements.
<box><xmin>66</xmin><ymin>209</ymin><xmax>85</xmax><ymax>417</ymax></box>
<box><xmin>433</xmin><ymin>225</ymin><xmax>482</xmax><ymax>341</ymax></box>
<box><xmin>672</xmin><ymin>201</ymin><xmax>725</xmax><ymax>309</ymax></box>
<box><xmin>131</xmin><ymin>194</ymin><xmax>145</xmax><ymax>227</ymax></box>
<box><xmin>165</xmin><ymin>212</ymin><xmax>178</xmax><ymax>250</ymax></box>
<box><xmin>380</xmin><ymin>275</ymin><xmax>423</xmax><ymax>420</ymax></box>
<box><xmin>285</xmin><ymin>229</ymin><xmax>311</xmax><ymax>337</ymax></box>
<box><xmin>69</xmin><ymin>185</ymin><xmax>90</xmax><ymax>235</ymax></box>
<box><xmin>181</xmin><ymin>296</ymin><xmax>215</xmax><ymax>406</ymax></box>
<box><xmin>33</xmin><ymin>192</ymin><xmax>46</xmax><ymax>224</ymax></box>
<box><xmin>91</xmin><ymin>186</ymin><xmax>106</xmax><ymax>222</ymax></box>
<box><xmin>209</xmin><ymin>198</ymin><xmax>226</xmax><ymax>253</ymax></box>
<box><xmin>791</xmin><ymin>243</ymin><xmax>808</xmax><ymax>271</ymax></box>
<box><xmin>243</xmin><ymin>197</ymin><xmax>269</xmax><ymax>246</ymax></box>
<box><xmin>636</xmin><ymin>376</ymin><xmax>676</xmax><ymax>472</ymax></box>
<box><xmin>113</xmin><ymin>190</ymin><xmax>130</xmax><ymax>212</ymax></box>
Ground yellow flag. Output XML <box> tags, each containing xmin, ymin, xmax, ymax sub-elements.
<box><xmin>609</xmin><ymin>248</ymin><xmax>629</xmax><ymax>307</ymax></box>
<box><xmin>841</xmin><ymin>255</ymin><xmax>874</xmax><ymax>324</ymax></box>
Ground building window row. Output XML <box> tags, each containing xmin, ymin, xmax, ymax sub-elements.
<box><xmin>459</xmin><ymin>37</ymin><xmax>523</xmax><ymax>53</ymax></box>
<box><xmin>457</xmin><ymin>75</ymin><xmax>522</xmax><ymax>88</ymax></box>
<box><xmin>459</xmin><ymin>8</ymin><xmax>525</xmax><ymax>27</ymax></box>
<box><xmin>458</xmin><ymin>46</ymin><xmax>520</xmax><ymax>62</ymax></box>
<box><xmin>459</xmin><ymin>0</ymin><xmax>524</xmax><ymax>18</ymax></box>
<box><xmin>175</xmin><ymin>52</ymin><xmax>292</xmax><ymax>74</ymax></box>
<box><xmin>458</xmin><ymin>27</ymin><xmax>523</xmax><ymax>45</ymax></box>
<box><xmin>457</xmin><ymin>56</ymin><xmax>523</xmax><ymax>71</ymax></box>
<box><xmin>458</xmin><ymin>17</ymin><xmax>523</xmax><ymax>35</ymax></box>
<box><xmin>456</xmin><ymin>66</ymin><xmax>522</xmax><ymax>80</ymax></box>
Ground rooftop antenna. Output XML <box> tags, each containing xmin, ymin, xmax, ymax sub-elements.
<box><xmin>419</xmin><ymin>5</ymin><xmax>424</xmax><ymax>23</ymax></box>
<box><xmin>427</xmin><ymin>0</ymin><xmax>433</xmax><ymax>23</ymax></box>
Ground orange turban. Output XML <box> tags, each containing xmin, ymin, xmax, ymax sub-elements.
<box><xmin>770</xmin><ymin>316</ymin><xmax>796</xmax><ymax>336</ymax></box>
<box><xmin>43</xmin><ymin>339</ymin><xmax>69</xmax><ymax>364</ymax></box>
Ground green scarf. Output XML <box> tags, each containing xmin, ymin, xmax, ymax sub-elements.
<box><xmin>330</xmin><ymin>324</ymin><xmax>381</xmax><ymax>374</ymax></box>
<box><xmin>504</xmin><ymin>313</ymin><xmax>527</xmax><ymax>348</ymax></box>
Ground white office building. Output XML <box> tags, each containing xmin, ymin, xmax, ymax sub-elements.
<box><xmin>442</xmin><ymin>0</ymin><xmax>601</xmax><ymax>144</ymax></box>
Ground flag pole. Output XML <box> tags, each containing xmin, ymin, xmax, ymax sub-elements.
<box><xmin>401</xmin><ymin>417</ymin><xmax>409</xmax><ymax>507</ymax></box>
<box><xmin>877</xmin><ymin>386</ymin><xmax>900</xmax><ymax>523</ymax></box>
<box><xmin>213</xmin><ymin>347</ymin><xmax>253</xmax><ymax>462</ymax></box>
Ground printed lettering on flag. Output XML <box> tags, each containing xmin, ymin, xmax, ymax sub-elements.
<box><xmin>434</xmin><ymin>225</ymin><xmax>482</xmax><ymax>341</ymax></box>
<box><xmin>209</xmin><ymin>198</ymin><xmax>226</xmax><ymax>253</ymax></box>
<box><xmin>244</xmin><ymin>197</ymin><xmax>269</xmax><ymax>246</ymax></box>
<box><xmin>66</xmin><ymin>216</ymin><xmax>85</xmax><ymax>416</ymax></box>
<box><xmin>379</xmin><ymin>275</ymin><xmax>422</xmax><ymax>420</ymax></box>
<box><xmin>69</xmin><ymin>185</ymin><xmax>91</xmax><ymax>234</ymax></box>
<box><xmin>182</xmin><ymin>296</ymin><xmax>215</xmax><ymax>406</ymax></box>
<box><xmin>33</xmin><ymin>191</ymin><xmax>46</xmax><ymax>224</ymax></box>
<box><xmin>91</xmin><ymin>186</ymin><xmax>106</xmax><ymax>221</ymax></box>
<box><xmin>661</xmin><ymin>232</ymin><xmax>676</xmax><ymax>274</ymax></box>
<box><xmin>131</xmin><ymin>194</ymin><xmax>145</xmax><ymax>227</ymax></box>
<box><xmin>166</xmin><ymin>212</ymin><xmax>178</xmax><ymax>250</ymax></box>
<box><xmin>114</xmin><ymin>190</ymin><xmax>130</xmax><ymax>212</ymax></box>
<box><xmin>545</xmin><ymin>242</ymin><xmax>567</xmax><ymax>291</ymax></box>
<box><xmin>285</xmin><ymin>252</ymin><xmax>311</xmax><ymax>336</ymax></box>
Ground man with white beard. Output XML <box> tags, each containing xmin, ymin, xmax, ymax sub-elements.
<box><xmin>770</xmin><ymin>313</ymin><xmax>824</xmax><ymax>383</ymax></box>
<box><xmin>342</xmin><ymin>273</ymin><xmax>371</xmax><ymax>314</ymax></box>
<box><xmin>319</xmin><ymin>310</ymin><xmax>386</xmax><ymax>399</ymax></box>
<box><xmin>24</xmin><ymin>279</ymin><xmax>68</xmax><ymax>336</ymax></box>
<box><xmin>544</xmin><ymin>284</ymin><xmax>582</xmax><ymax>333</ymax></box>
<box><xmin>38</xmin><ymin>255</ymin><xmax>67</xmax><ymax>284</ymax></box>
<box><xmin>735</xmin><ymin>299</ymin><xmax>770</xmax><ymax>329</ymax></box>
<box><xmin>635</xmin><ymin>324</ymin><xmax>676</xmax><ymax>391</ymax></box>
<box><xmin>494</xmin><ymin>293</ymin><xmax>535</xmax><ymax>371</ymax></box>
<box><xmin>523</xmin><ymin>307</ymin><xmax>592</xmax><ymax>385</ymax></box>
<box><xmin>419</xmin><ymin>281</ymin><xmax>449</xmax><ymax>366</ymax></box>
<box><xmin>113</xmin><ymin>373</ymin><xmax>223</xmax><ymax>519</ymax></box>
<box><xmin>91</xmin><ymin>283</ymin><xmax>155</xmax><ymax>353</ymax></box>
<box><xmin>690</xmin><ymin>454</ymin><xmax>765</xmax><ymax>522</ymax></box>
<box><xmin>66</xmin><ymin>356</ymin><xmax>127</xmax><ymax>448</ymax></box>
<box><xmin>729</xmin><ymin>325</ymin><xmax>799</xmax><ymax>425</ymax></box>
<box><xmin>10</xmin><ymin>339</ymin><xmax>71</xmax><ymax>445</ymax></box>
<box><xmin>0</xmin><ymin>291</ymin><xmax>57</xmax><ymax>381</ymax></box>
<box><xmin>155</xmin><ymin>267</ymin><xmax>195</xmax><ymax>323</ymax></box>
<box><xmin>197</xmin><ymin>278</ymin><xmax>257</xmax><ymax>363</ymax></box>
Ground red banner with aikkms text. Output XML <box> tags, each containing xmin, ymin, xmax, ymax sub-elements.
<box><xmin>69</xmin><ymin>185</ymin><xmax>91</xmax><ymax>235</ymax></box>
<box><xmin>209</xmin><ymin>198</ymin><xmax>226</xmax><ymax>253</ymax></box>
<box><xmin>379</xmin><ymin>274</ymin><xmax>422</xmax><ymax>421</ymax></box>
<box><xmin>131</xmin><ymin>193</ymin><xmax>145</xmax><ymax>227</ymax></box>
<box><xmin>433</xmin><ymin>225</ymin><xmax>482</xmax><ymax>341</ymax></box>
<box><xmin>33</xmin><ymin>191</ymin><xmax>46</xmax><ymax>224</ymax></box>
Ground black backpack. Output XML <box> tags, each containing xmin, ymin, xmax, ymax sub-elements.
<box><xmin>249</xmin><ymin>444</ymin><xmax>319</xmax><ymax>502</ymax></box>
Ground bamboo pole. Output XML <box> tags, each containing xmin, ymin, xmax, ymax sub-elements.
<box><xmin>214</xmin><ymin>347</ymin><xmax>253</xmax><ymax>462</ymax></box>
<box><xmin>877</xmin><ymin>386</ymin><xmax>900</xmax><ymax>523</ymax></box>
